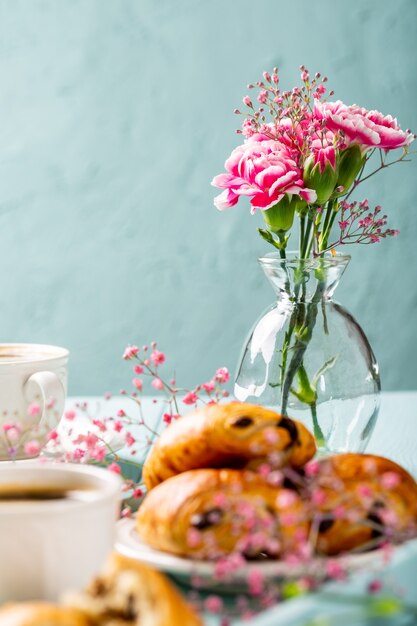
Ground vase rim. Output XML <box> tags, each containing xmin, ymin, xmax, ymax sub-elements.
<box><xmin>258</xmin><ymin>250</ymin><xmax>351</xmax><ymax>268</ymax></box>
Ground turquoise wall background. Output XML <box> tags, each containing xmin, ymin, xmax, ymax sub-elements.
<box><xmin>0</xmin><ymin>0</ymin><xmax>416</xmax><ymax>395</ymax></box>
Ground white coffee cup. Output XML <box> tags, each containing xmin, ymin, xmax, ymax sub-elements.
<box><xmin>0</xmin><ymin>343</ymin><xmax>69</xmax><ymax>460</ymax></box>
<box><xmin>0</xmin><ymin>462</ymin><xmax>122</xmax><ymax>601</ymax></box>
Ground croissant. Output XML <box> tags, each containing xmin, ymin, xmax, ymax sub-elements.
<box><xmin>311</xmin><ymin>453</ymin><xmax>417</xmax><ymax>555</ymax></box>
<box><xmin>136</xmin><ymin>468</ymin><xmax>309</xmax><ymax>560</ymax></box>
<box><xmin>143</xmin><ymin>402</ymin><xmax>316</xmax><ymax>489</ymax></box>
<box><xmin>0</xmin><ymin>603</ymin><xmax>91</xmax><ymax>626</ymax></box>
<box><xmin>65</xmin><ymin>552</ymin><xmax>202</xmax><ymax>626</ymax></box>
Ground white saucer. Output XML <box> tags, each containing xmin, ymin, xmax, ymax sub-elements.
<box><xmin>114</xmin><ymin>518</ymin><xmax>383</xmax><ymax>591</ymax></box>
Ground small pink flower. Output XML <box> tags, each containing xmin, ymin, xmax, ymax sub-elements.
<box><xmin>241</xmin><ymin>118</ymin><xmax>256</xmax><ymax>138</ymax></box>
<box><xmin>64</xmin><ymin>410</ymin><xmax>76</xmax><ymax>421</ymax></box>
<box><xmin>163</xmin><ymin>412</ymin><xmax>173</xmax><ymax>424</ymax></box>
<box><xmin>133</xmin><ymin>488</ymin><xmax>143</xmax><ymax>499</ymax></box>
<box><xmin>84</xmin><ymin>433</ymin><xmax>99</xmax><ymax>449</ymax></box>
<box><xmin>215</xmin><ymin>367</ymin><xmax>230</xmax><ymax>383</ymax></box>
<box><xmin>108</xmin><ymin>462</ymin><xmax>121</xmax><ymax>474</ymax></box>
<box><xmin>133</xmin><ymin>365</ymin><xmax>144</xmax><ymax>375</ymax></box>
<box><xmin>243</xmin><ymin>95</ymin><xmax>252</xmax><ymax>107</ymax></box>
<box><xmin>202</xmin><ymin>380</ymin><xmax>216</xmax><ymax>393</ymax></box>
<box><xmin>213</xmin><ymin>492</ymin><xmax>227</xmax><ymax>507</ymax></box>
<box><xmin>150</xmin><ymin>350</ymin><xmax>166</xmax><ymax>366</ymax></box>
<box><xmin>2</xmin><ymin>422</ymin><xmax>19</xmax><ymax>433</ymax></box>
<box><xmin>72</xmin><ymin>448</ymin><xmax>85</xmax><ymax>461</ymax></box>
<box><xmin>214</xmin><ymin>554</ymin><xmax>245</xmax><ymax>579</ymax></box>
<box><xmin>47</xmin><ymin>430</ymin><xmax>58</xmax><ymax>441</ymax></box>
<box><xmin>280</xmin><ymin>512</ymin><xmax>298</xmax><ymax>526</ymax></box>
<box><xmin>24</xmin><ymin>440</ymin><xmax>41</xmax><ymax>456</ymax></box>
<box><xmin>304</xmin><ymin>460</ymin><xmax>320</xmax><ymax>476</ymax></box>
<box><xmin>27</xmin><ymin>403</ymin><xmax>41</xmax><ymax>418</ymax></box>
<box><xmin>325</xmin><ymin>560</ymin><xmax>346</xmax><ymax>581</ymax></box>
<box><xmin>276</xmin><ymin>490</ymin><xmax>299</xmax><ymax>508</ymax></box>
<box><xmin>311</xmin><ymin>489</ymin><xmax>327</xmax><ymax>506</ymax></box>
<box><xmin>186</xmin><ymin>528</ymin><xmax>201</xmax><ymax>547</ymax></box>
<box><xmin>117</xmin><ymin>409</ymin><xmax>126</xmax><ymax>417</ymax></box>
<box><xmin>357</xmin><ymin>484</ymin><xmax>373</xmax><ymax>498</ymax></box>
<box><xmin>247</xmin><ymin>569</ymin><xmax>264</xmax><ymax>596</ymax></box>
<box><xmin>125</xmin><ymin>432</ymin><xmax>136</xmax><ymax>447</ymax></box>
<box><xmin>152</xmin><ymin>378</ymin><xmax>164</xmax><ymax>391</ymax></box>
<box><xmin>92</xmin><ymin>419</ymin><xmax>107</xmax><ymax>432</ymax></box>
<box><xmin>113</xmin><ymin>421</ymin><xmax>123</xmax><ymax>432</ymax></box>
<box><xmin>257</xmin><ymin>90</ymin><xmax>268</xmax><ymax>104</ymax></box>
<box><xmin>367</xmin><ymin>579</ymin><xmax>383</xmax><ymax>594</ymax></box>
<box><xmin>183</xmin><ymin>391</ymin><xmax>198</xmax><ymax>405</ymax></box>
<box><xmin>5</xmin><ymin>426</ymin><xmax>20</xmax><ymax>442</ymax></box>
<box><xmin>132</xmin><ymin>378</ymin><xmax>143</xmax><ymax>391</ymax></box>
<box><xmin>91</xmin><ymin>447</ymin><xmax>106</xmax><ymax>462</ymax></box>
<box><xmin>380</xmin><ymin>471</ymin><xmax>401</xmax><ymax>489</ymax></box>
<box><xmin>123</xmin><ymin>345</ymin><xmax>139</xmax><ymax>360</ymax></box>
<box><xmin>204</xmin><ymin>595</ymin><xmax>224</xmax><ymax>614</ymax></box>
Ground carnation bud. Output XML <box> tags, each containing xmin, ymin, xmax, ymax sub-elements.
<box><xmin>336</xmin><ymin>145</ymin><xmax>365</xmax><ymax>196</ymax></box>
<box><xmin>262</xmin><ymin>195</ymin><xmax>301</xmax><ymax>234</ymax></box>
<box><xmin>303</xmin><ymin>149</ymin><xmax>339</xmax><ymax>204</ymax></box>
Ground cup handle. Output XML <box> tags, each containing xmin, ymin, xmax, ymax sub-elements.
<box><xmin>24</xmin><ymin>371</ymin><xmax>66</xmax><ymax>431</ymax></box>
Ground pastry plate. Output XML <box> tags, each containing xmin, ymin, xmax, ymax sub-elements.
<box><xmin>115</xmin><ymin>518</ymin><xmax>384</xmax><ymax>591</ymax></box>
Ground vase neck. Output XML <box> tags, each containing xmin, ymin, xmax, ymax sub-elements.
<box><xmin>259</xmin><ymin>253</ymin><xmax>350</xmax><ymax>302</ymax></box>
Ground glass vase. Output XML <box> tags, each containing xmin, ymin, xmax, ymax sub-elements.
<box><xmin>234</xmin><ymin>252</ymin><xmax>380</xmax><ymax>454</ymax></box>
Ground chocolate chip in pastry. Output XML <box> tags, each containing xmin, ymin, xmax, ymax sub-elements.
<box><xmin>142</xmin><ymin>402</ymin><xmax>316</xmax><ymax>489</ymax></box>
<box><xmin>310</xmin><ymin>453</ymin><xmax>417</xmax><ymax>555</ymax></box>
<box><xmin>137</xmin><ymin>468</ymin><xmax>309</xmax><ymax>560</ymax></box>
<box><xmin>65</xmin><ymin>552</ymin><xmax>201</xmax><ymax>626</ymax></box>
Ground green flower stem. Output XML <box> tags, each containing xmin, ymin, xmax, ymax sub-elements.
<box><xmin>301</xmin><ymin>215</ymin><xmax>314</xmax><ymax>258</ymax></box>
<box><xmin>309</xmin><ymin>401</ymin><xmax>325</xmax><ymax>448</ymax></box>
<box><xmin>299</xmin><ymin>215</ymin><xmax>305</xmax><ymax>258</ymax></box>
<box><xmin>319</xmin><ymin>200</ymin><xmax>334</xmax><ymax>251</ymax></box>
<box><xmin>281</xmin><ymin>281</ymin><xmax>325</xmax><ymax>421</ymax></box>
<box><xmin>320</xmin><ymin>207</ymin><xmax>338</xmax><ymax>251</ymax></box>
<box><xmin>278</xmin><ymin>232</ymin><xmax>287</xmax><ymax>259</ymax></box>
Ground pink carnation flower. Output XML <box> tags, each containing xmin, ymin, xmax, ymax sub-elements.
<box><xmin>212</xmin><ymin>137</ymin><xmax>317</xmax><ymax>213</ymax></box>
<box><xmin>314</xmin><ymin>100</ymin><xmax>414</xmax><ymax>150</ymax></box>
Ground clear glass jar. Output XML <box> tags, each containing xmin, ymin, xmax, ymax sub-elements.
<box><xmin>234</xmin><ymin>252</ymin><xmax>380</xmax><ymax>453</ymax></box>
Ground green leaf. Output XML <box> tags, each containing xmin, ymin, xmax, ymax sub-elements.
<box><xmin>257</xmin><ymin>228</ymin><xmax>282</xmax><ymax>251</ymax></box>
<box><xmin>311</xmin><ymin>355</ymin><xmax>339</xmax><ymax>390</ymax></box>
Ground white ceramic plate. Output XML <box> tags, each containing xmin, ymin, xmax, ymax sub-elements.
<box><xmin>115</xmin><ymin>518</ymin><xmax>384</xmax><ymax>591</ymax></box>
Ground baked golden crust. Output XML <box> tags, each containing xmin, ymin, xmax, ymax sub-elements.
<box><xmin>312</xmin><ymin>453</ymin><xmax>417</xmax><ymax>555</ymax></box>
<box><xmin>66</xmin><ymin>552</ymin><xmax>202</xmax><ymax>626</ymax></box>
<box><xmin>137</xmin><ymin>468</ymin><xmax>309</xmax><ymax>560</ymax></box>
<box><xmin>142</xmin><ymin>402</ymin><xmax>316</xmax><ymax>489</ymax></box>
<box><xmin>0</xmin><ymin>603</ymin><xmax>91</xmax><ymax>626</ymax></box>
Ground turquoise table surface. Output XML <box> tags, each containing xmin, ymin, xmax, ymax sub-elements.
<box><xmin>65</xmin><ymin>392</ymin><xmax>417</xmax><ymax>626</ymax></box>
